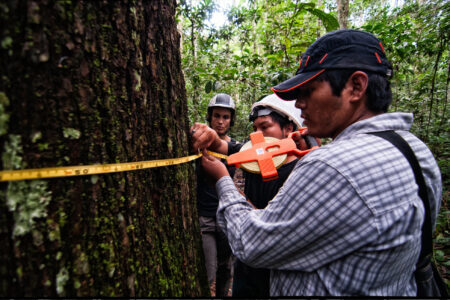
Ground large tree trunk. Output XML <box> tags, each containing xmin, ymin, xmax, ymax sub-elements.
<box><xmin>0</xmin><ymin>0</ymin><xmax>208</xmax><ymax>297</ymax></box>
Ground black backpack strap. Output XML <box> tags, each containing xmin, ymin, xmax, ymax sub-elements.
<box><xmin>368</xmin><ymin>131</ymin><xmax>433</xmax><ymax>261</ymax></box>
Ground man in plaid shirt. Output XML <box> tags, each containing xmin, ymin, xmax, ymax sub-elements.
<box><xmin>192</xmin><ymin>29</ymin><xmax>442</xmax><ymax>296</ymax></box>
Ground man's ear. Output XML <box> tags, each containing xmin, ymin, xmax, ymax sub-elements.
<box><xmin>283</xmin><ymin>123</ymin><xmax>295</xmax><ymax>137</ymax></box>
<box><xmin>347</xmin><ymin>71</ymin><xmax>369</xmax><ymax>102</ymax></box>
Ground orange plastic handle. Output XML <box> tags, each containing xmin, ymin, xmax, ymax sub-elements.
<box><xmin>227</xmin><ymin>129</ymin><xmax>317</xmax><ymax>181</ymax></box>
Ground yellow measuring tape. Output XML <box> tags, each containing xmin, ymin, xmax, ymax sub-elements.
<box><xmin>0</xmin><ymin>151</ymin><xmax>228</xmax><ymax>182</ymax></box>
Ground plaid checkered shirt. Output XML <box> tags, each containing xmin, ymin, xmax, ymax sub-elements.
<box><xmin>216</xmin><ymin>112</ymin><xmax>442</xmax><ymax>296</ymax></box>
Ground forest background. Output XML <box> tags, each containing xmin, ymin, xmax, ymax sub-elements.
<box><xmin>177</xmin><ymin>0</ymin><xmax>449</xmax><ymax>286</ymax></box>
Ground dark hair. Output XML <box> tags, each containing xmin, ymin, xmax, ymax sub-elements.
<box><xmin>317</xmin><ymin>69</ymin><xmax>392</xmax><ymax>113</ymax></box>
<box><xmin>269</xmin><ymin>111</ymin><xmax>298</xmax><ymax>131</ymax></box>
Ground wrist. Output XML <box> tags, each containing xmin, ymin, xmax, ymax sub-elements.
<box><xmin>211</xmin><ymin>134</ymin><xmax>224</xmax><ymax>151</ymax></box>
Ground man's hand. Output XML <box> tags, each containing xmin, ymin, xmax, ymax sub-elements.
<box><xmin>290</xmin><ymin>130</ymin><xmax>321</xmax><ymax>150</ymax></box>
<box><xmin>190</xmin><ymin>123</ymin><xmax>218</xmax><ymax>151</ymax></box>
<box><xmin>201</xmin><ymin>149</ymin><xmax>230</xmax><ymax>182</ymax></box>
<box><xmin>190</xmin><ymin>123</ymin><xmax>228</xmax><ymax>154</ymax></box>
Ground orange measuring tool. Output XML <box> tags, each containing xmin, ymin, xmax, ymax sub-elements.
<box><xmin>227</xmin><ymin>129</ymin><xmax>317</xmax><ymax>181</ymax></box>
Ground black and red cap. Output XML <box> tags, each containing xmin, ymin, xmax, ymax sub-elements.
<box><xmin>272</xmin><ymin>29</ymin><xmax>393</xmax><ymax>100</ymax></box>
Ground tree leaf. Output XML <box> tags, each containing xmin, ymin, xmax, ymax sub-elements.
<box><xmin>205</xmin><ymin>81</ymin><xmax>212</xmax><ymax>93</ymax></box>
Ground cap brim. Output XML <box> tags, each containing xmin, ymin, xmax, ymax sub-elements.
<box><xmin>271</xmin><ymin>69</ymin><xmax>325</xmax><ymax>100</ymax></box>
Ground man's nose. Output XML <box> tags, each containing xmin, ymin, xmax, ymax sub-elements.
<box><xmin>295</xmin><ymin>98</ymin><xmax>305</xmax><ymax>109</ymax></box>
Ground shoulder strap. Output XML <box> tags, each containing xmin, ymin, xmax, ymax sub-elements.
<box><xmin>368</xmin><ymin>131</ymin><xmax>433</xmax><ymax>261</ymax></box>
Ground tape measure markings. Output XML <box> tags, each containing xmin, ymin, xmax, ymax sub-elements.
<box><xmin>0</xmin><ymin>151</ymin><xmax>227</xmax><ymax>182</ymax></box>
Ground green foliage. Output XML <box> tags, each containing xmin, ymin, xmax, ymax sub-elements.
<box><xmin>178</xmin><ymin>0</ymin><xmax>338</xmax><ymax>140</ymax></box>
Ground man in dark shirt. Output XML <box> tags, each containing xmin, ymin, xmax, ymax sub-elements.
<box><xmin>196</xmin><ymin>93</ymin><xmax>237</xmax><ymax>296</ymax></box>
<box><xmin>193</xmin><ymin>94</ymin><xmax>306</xmax><ymax>297</ymax></box>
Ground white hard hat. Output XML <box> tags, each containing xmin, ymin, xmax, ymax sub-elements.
<box><xmin>250</xmin><ymin>94</ymin><xmax>303</xmax><ymax>128</ymax></box>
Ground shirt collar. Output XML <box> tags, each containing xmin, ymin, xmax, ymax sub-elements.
<box><xmin>334</xmin><ymin>112</ymin><xmax>414</xmax><ymax>142</ymax></box>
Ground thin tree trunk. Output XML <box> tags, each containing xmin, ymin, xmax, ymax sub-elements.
<box><xmin>437</xmin><ymin>60</ymin><xmax>449</xmax><ymax>137</ymax></box>
<box><xmin>425</xmin><ymin>35</ymin><xmax>444</xmax><ymax>137</ymax></box>
<box><xmin>337</xmin><ymin>0</ymin><xmax>349</xmax><ymax>29</ymax></box>
<box><xmin>189</xmin><ymin>17</ymin><xmax>199</xmax><ymax>119</ymax></box>
<box><xmin>0</xmin><ymin>0</ymin><xmax>208</xmax><ymax>297</ymax></box>
<box><xmin>317</xmin><ymin>0</ymin><xmax>323</xmax><ymax>38</ymax></box>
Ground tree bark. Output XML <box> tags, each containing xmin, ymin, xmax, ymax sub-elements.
<box><xmin>0</xmin><ymin>0</ymin><xmax>208</xmax><ymax>297</ymax></box>
<box><xmin>337</xmin><ymin>0</ymin><xmax>349</xmax><ymax>29</ymax></box>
